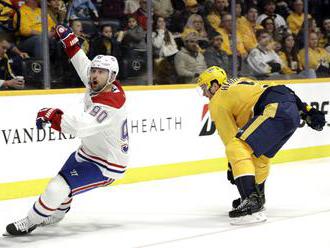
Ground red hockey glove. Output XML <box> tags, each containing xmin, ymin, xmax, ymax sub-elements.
<box><xmin>55</xmin><ymin>25</ymin><xmax>80</xmax><ymax>58</ymax></box>
<box><xmin>36</xmin><ymin>108</ymin><xmax>63</xmax><ymax>132</ymax></box>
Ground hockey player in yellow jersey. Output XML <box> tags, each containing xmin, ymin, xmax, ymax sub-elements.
<box><xmin>197</xmin><ymin>66</ymin><xmax>326</xmax><ymax>225</ymax></box>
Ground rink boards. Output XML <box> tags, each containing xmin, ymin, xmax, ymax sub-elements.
<box><xmin>0</xmin><ymin>79</ymin><xmax>329</xmax><ymax>200</ymax></box>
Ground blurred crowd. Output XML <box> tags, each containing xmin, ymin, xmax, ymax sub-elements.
<box><xmin>1</xmin><ymin>0</ymin><xmax>330</xmax><ymax>89</ymax></box>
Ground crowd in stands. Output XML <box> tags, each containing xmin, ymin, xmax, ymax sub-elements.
<box><xmin>1</xmin><ymin>0</ymin><xmax>330</xmax><ymax>89</ymax></box>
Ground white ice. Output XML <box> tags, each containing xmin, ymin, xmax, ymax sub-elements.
<box><xmin>0</xmin><ymin>158</ymin><xmax>330</xmax><ymax>248</ymax></box>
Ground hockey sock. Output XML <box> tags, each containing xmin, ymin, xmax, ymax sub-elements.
<box><xmin>235</xmin><ymin>175</ymin><xmax>256</xmax><ymax>200</ymax></box>
<box><xmin>28</xmin><ymin>174</ymin><xmax>71</xmax><ymax>224</ymax></box>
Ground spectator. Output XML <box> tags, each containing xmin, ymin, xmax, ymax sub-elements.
<box><xmin>204</xmin><ymin>30</ymin><xmax>231</xmax><ymax>76</ymax></box>
<box><xmin>13</xmin><ymin>0</ymin><xmax>56</xmax><ymax>59</ymax></box>
<box><xmin>47</xmin><ymin>0</ymin><xmax>67</xmax><ymax>24</ymax></box>
<box><xmin>276</xmin><ymin>0</ymin><xmax>291</xmax><ymax>19</ymax></box>
<box><xmin>174</xmin><ymin>32</ymin><xmax>207</xmax><ymax>83</ymax></box>
<box><xmin>0</xmin><ymin>37</ymin><xmax>29</xmax><ymax>76</ymax></box>
<box><xmin>256</xmin><ymin>0</ymin><xmax>287</xmax><ymax>30</ymax></box>
<box><xmin>261</xmin><ymin>16</ymin><xmax>276</xmax><ymax>39</ymax></box>
<box><xmin>319</xmin><ymin>18</ymin><xmax>330</xmax><ymax>52</ymax></box>
<box><xmin>182</xmin><ymin>14</ymin><xmax>208</xmax><ymax>48</ymax></box>
<box><xmin>296</xmin><ymin>17</ymin><xmax>320</xmax><ymax>49</ymax></box>
<box><xmin>152</xmin><ymin>15</ymin><xmax>178</xmax><ymax>58</ymax></box>
<box><xmin>261</xmin><ymin>16</ymin><xmax>282</xmax><ymax>52</ymax></box>
<box><xmin>298</xmin><ymin>32</ymin><xmax>330</xmax><ymax>77</ymax></box>
<box><xmin>70</xmin><ymin>19</ymin><xmax>89</xmax><ymax>55</ymax></box>
<box><xmin>132</xmin><ymin>0</ymin><xmax>148</xmax><ymax>31</ymax></box>
<box><xmin>278</xmin><ymin>33</ymin><xmax>303</xmax><ymax>76</ymax></box>
<box><xmin>89</xmin><ymin>24</ymin><xmax>121</xmax><ymax>59</ymax></box>
<box><xmin>206</xmin><ymin>0</ymin><xmax>229</xmax><ymax>32</ymax></box>
<box><xmin>66</xmin><ymin>0</ymin><xmax>99</xmax><ymax>21</ymax></box>
<box><xmin>247</xmin><ymin>29</ymin><xmax>283</xmax><ymax>79</ymax></box>
<box><xmin>169</xmin><ymin>0</ymin><xmax>203</xmax><ymax>33</ymax></box>
<box><xmin>238</xmin><ymin>5</ymin><xmax>262</xmax><ymax>52</ymax></box>
<box><xmin>121</xmin><ymin>15</ymin><xmax>146</xmax><ymax>51</ymax></box>
<box><xmin>216</xmin><ymin>13</ymin><xmax>247</xmax><ymax>59</ymax></box>
<box><xmin>0</xmin><ymin>38</ymin><xmax>24</xmax><ymax>89</ymax></box>
<box><xmin>0</xmin><ymin>0</ymin><xmax>16</xmax><ymax>31</ymax></box>
<box><xmin>124</xmin><ymin>0</ymin><xmax>140</xmax><ymax>15</ymax></box>
<box><xmin>153</xmin><ymin>0</ymin><xmax>173</xmax><ymax>18</ymax></box>
<box><xmin>287</xmin><ymin>0</ymin><xmax>310</xmax><ymax>35</ymax></box>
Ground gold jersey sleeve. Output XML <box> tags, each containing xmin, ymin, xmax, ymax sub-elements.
<box><xmin>209</xmin><ymin>77</ymin><xmax>269</xmax><ymax>145</ymax></box>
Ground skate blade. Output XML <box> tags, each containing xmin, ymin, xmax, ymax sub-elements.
<box><xmin>230</xmin><ymin>212</ymin><xmax>267</xmax><ymax>226</ymax></box>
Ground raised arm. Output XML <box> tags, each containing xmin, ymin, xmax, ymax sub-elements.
<box><xmin>55</xmin><ymin>25</ymin><xmax>91</xmax><ymax>87</ymax></box>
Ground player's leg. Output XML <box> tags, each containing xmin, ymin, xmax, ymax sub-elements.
<box><xmin>231</xmin><ymin>155</ymin><xmax>269</xmax><ymax>209</ymax></box>
<box><xmin>226</xmin><ymin>138</ymin><xmax>265</xmax><ymax>221</ymax></box>
<box><xmin>41</xmin><ymin>153</ymin><xmax>115</xmax><ymax>226</ymax></box>
<box><xmin>5</xmin><ymin>153</ymin><xmax>77</xmax><ymax>236</ymax></box>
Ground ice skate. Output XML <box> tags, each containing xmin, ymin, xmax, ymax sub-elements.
<box><xmin>4</xmin><ymin>217</ymin><xmax>37</xmax><ymax>236</ymax></box>
<box><xmin>229</xmin><ymin>192</ymin><xmax>266</xmax><ymax>225</ymax></box>
<box><xmin>232</xmin><ymin>192</ymin><xmax>266</xmax><ymax>209</ymax></box>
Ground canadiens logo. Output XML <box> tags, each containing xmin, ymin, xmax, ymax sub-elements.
<box><xmin>199</xmin><ymin>104</ymin><xmax>216</xmax><ymax>136</ymax></box>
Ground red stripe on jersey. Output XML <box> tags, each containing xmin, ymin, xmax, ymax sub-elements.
<box><xmin>80</xmin><ymin>147</ymin><xmax>126</xmax><ymax>169</ymax></box>
<box><xmin>91</xmin><ymin>81</ymin><xmax>126</xmax><ymax>108</ymax></box>
<box><xmin>39</xmin><ymin>197</ymin><xmax>57</xmax><ymax>211</ymax></box>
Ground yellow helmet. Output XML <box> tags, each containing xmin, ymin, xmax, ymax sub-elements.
<box><xmin>196</xmin><ymin>66</ymin><xmax>227</xmax><ymax>88</ymax></box>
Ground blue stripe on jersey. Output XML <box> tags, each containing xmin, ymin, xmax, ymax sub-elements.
<box><xmin>33</xmin><ymin>204</ymin><xmax>51</xmax><ymax>218</ymax></box>
<box><xmin>78</xmin><ymin>152</ymin><xmax>125</xmax><ymax>174</ymax></box>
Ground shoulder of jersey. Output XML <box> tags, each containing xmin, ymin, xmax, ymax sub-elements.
<box><xmin>91</xmin><ymin>81</ymin><xmax>126</xmax><ymax>109</ymax></box>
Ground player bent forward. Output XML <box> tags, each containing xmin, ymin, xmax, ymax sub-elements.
<box><xmin>5</xmin><ymin>25</ymin><xmax>129</xmax><ymax>236</ymax></box>
<box><xmin>197</xmin><ymin>66</ymin><xmax>325</xmax><ymax>225</ymax></box>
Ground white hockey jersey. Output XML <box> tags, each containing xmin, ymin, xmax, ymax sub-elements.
<box><xmin>60</xmin><ymin>49</ymin><xmax>129</xmax><ymax>180</ymax></box>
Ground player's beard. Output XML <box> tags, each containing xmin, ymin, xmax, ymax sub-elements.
<box><xmin>89</xmin><ymin>80</ymin><xmax>108</xmax><ymax>95</ymax></box>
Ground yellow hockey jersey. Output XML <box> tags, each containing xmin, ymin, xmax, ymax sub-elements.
<box><xmin>208</xmin><ymin>77</ymin><xmax>270</xmax><ymax>146</ymax></box>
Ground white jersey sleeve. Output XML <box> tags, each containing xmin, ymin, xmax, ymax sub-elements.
<box><xmin>70</xmin><ymin>49</ymin><xmax>92</xmax><ymax>87</ymax></box>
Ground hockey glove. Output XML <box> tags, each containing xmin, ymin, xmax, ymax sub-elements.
<box><xmin>227</xmin><ymin>162</ymin><xmax>235</xmax><ymax>185</ymax></box>
<box><xmin>55</xmin><ymin>25</ymin><xmax>80</xmax><ymax>58</ymax></box>
<box><xmin>36</xmin><ymin>108</ymin><xmax>63</xmax><ymax>132</ymax></box>
<box><xmin>301</xmin><ymin>106</ymin><xmax>326</xmax><ymax>131</ymax></box>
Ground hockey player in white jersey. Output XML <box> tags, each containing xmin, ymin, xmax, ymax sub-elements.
<box><xmin>5</xmin><ymin>25</ymin><xmax>129</xmax><ymax>236</ymax></box>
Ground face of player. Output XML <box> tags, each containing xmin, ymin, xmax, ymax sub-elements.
<box><xmin>89</xmin><ymin>68</ymin><xmax>109</xmax><ymax>92</ymax></box>
<box><xmin>201</xmin><ymin>82</ymin><xmax>220</xmax><ymax>99</ymax></box>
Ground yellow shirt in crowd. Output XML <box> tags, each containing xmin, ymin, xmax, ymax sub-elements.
<box><xmin>13</xmin><ymin>4</ymin><xmax>55</xmax><ymax>37</ymax></box>
<box><xmin>287</xmin><ymin>12</ymin><xmax>311</xmax><ymax>35</ymax></box>
<box><xmin>237</xmin><ymin>16</ymin><xmax>262</xmax><ymax>52</ymax></box>
<box><xmin>216</xmin><ymin>28</ymin><xmax>247</xmax><ymax>57</ymax></box>
<box><xmin>0</xmin><ymin>0</ymin><xmax>14</xmax><ymax>22</ymax></box>
<box><xmin>209</xmin><ymin>77</ymin><xmax>269</xmax><ymax>145</ymax></box>
<box><xmin>278</xmin><ymin>51</ymin><xmax>303</xmax><ymax>74</ymax></box>
<box><xmin>298</xmin><ymin>47</ymin><xmax>330</xmax><ymax>70</ymax></box>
